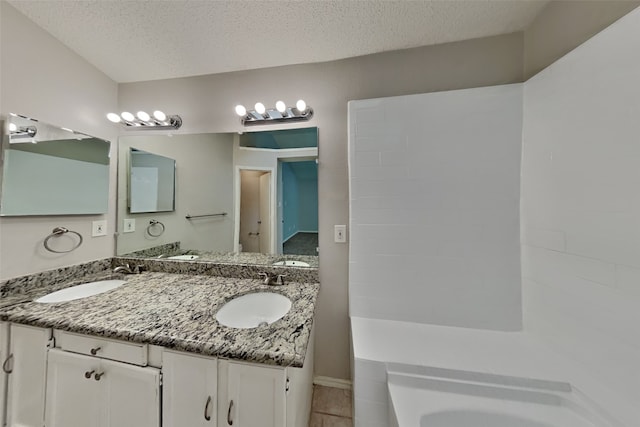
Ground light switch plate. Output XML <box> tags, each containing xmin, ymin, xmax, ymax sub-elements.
<box><xmin>334</xmin><ymin>225</ymin><xmax>347</xmax><ymax>243</ymax></box>
<box><xmin>123</xmin><ymin>218</ymin><xmax>135</xmax><ymax>233</ymax></box>
<box><xmin>92</xmin><ymin>220</ymin><xmax>107</xmax><ymax>237</ymax></box>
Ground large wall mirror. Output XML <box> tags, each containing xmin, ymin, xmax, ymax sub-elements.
<box><xmin>116</xmin><ymin>127</ymin><xmax>318</xmax><ymax>268</ymax></box>
<box><xmin>1</xmin><ymin>114</ymin><xmax>110</xmax><ymax>216</ymax></box>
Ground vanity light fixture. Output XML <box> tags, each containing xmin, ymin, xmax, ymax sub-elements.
<box><xmin>106</xmin><ymin>110</ymin><xmax>182</xmax><ymax>130</ymax></box>
<box><xmin>234</xmin><ymin>99</ymin><xmax>313</xmax><ymax>126</ymax></box>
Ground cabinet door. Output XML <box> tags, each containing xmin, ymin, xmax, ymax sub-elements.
<box><xmin>219</xmin><ymin>360</ymin><xmax>286</xmax><ymax>427</ymax></box>
<box><xmin>45</xmin><ymin>349</ymin><xmax>102</xmax><ymax>427</ymax></box>
<box><xmin>101</xmin><ymin>358</ymin><xmax>160</xmax><ymax>427</ymax></box>
<box><xmin>163</xmin><ymin>350</ymin><xmax>217</xmax><ymax>427</ymax></box>
<box><xmin>0</xmin><ymin>322</ymin><xmax>9</xmax><ymax>427</ymax></box>
<box><xmin>6</xmin><ymin>324</ymin><xmax>50</xmax><ymax>427</ymax></box>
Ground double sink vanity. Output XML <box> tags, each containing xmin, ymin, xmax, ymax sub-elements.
<box><xmin>0</xmin><ymin>257</ymin><xmax>319</xmax><ymax>427</ymax></box>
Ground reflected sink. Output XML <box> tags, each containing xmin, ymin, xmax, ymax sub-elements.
<box><xmin>168</xmin><ymin>254</ymin><xmax>199</xmax><ymax>260</ymax></box>
<box><xmin>35</xmin><ymin>280</ymin><xmax>127</xmax><ymax>303</ymax></box>
<box><xmin>216</xmin><ymin>292</ymin><xmax>292</xmax><ymax>329</ymax></box>
<box><xmin>272</xmin><ymin>260</ymin><xmax>310</xmax><ymax>267</ymax></box>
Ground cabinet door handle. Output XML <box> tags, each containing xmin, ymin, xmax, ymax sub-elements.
<box><xmin>204</xmin><ymin>395</ymin><xmax>212</xmax><ymax>421</ymax></box>
<box><xmin>90</xmin><ymin>346</ymin><xmax>101</xmax><ymax>355</ymax></box>
<box><xmin>94</xmin><ymin>372</ymin><xmax>105</xmax><ymax>381</ymax></box>
<box><xmin>2</xmin><ymin>353</ymin><xmax>13</xmax><ymax>374</ymax></box>
<box><xmin>84</xmin><ymin>370</ymin><xmax>95</xmax><ymax>379</ymax></box>
<box><xmin>227</xmin><ymin>399</ymin><xmax>234</xmax><ymax>425</ymax></box>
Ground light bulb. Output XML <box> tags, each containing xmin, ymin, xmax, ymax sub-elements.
<box><xmin>8</xmin><ymin>123</ymin><xmax>17</xmax><ymax>132</ymax></box>
<box><xmin>255</xmin><ymin>102</ymin><xmax>266</xmax><ymax>115</ymax></box>
<box><xmin>276</xmin><ymin>101</ymin><xmax>286</xmax><ymax>113</ymax></box>
<box><xmin>235</xmin><ymin>105</ymin><xmax>247</xmax><ymax>117</ymax></box>
<box><xmin>106</xmin><ymin>113</ymin><xmax>121</xmax><ymax>123</ymax></box>
<box><xmin>296</xmin><ymin>99</ymin><xmax>307</xmax><ymax>112</ymax></box>
<box><xmin>137</xmin><ymin>111</ymin><xmax>150</xmax><ymax>121</ymax></box>
<box><xmin>121</xmin><ymin>112</ymin><xmax>135</xmax><ymax>122</ymax></box>
<box><xmin>153</xmin><ymin>110</ymin><xmax>166</xmax><ymax>121</ymax></box>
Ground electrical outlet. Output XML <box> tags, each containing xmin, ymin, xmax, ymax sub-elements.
<box><xmin>123</xmin><ymin>218</ymin><xmax>135</xmax><ymax>233</ymax></box>
<box><xmin>334</xmin><ymin>225</ymin><xmax>347</xmax><ymax>243</ymax></box>
<box><xmin>92</xmin><ymin>220</ymin><xmax>107</xmax><ymax>237</ymax></box>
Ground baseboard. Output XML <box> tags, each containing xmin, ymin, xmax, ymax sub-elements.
<box><xmin>313</xmin><ymin>376</ymin><xmax>352</xmax><ymax>390</ymax></box>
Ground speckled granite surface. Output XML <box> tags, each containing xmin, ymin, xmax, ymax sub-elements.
<box><xmin>2</xmin><ymin>272</ymin><xmax>318</xmax><ymax>367</ymax></box>
<box><xmin>0</xmin><ymin>259</ymin><xmax>112</xmax><ymax>299</ymax></box>
<box><xmin>122</xmin><ymin>242</ymin><xmax>181</xmax><ymax>258</ymax></box>
<box><xmin>114</xmin><ymin>257</ymin><xmax>319</xmax><ymax>283</ymax></box>
<box><xmin>121</xmin><ymin>247</ymin><xmax>319</xmax><ymax>269</ymax></box>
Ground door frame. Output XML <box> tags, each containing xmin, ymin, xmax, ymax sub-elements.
<box><xmin>234</xmin><ymin>166</ymin><xmax>276</xmax><ymax>254</ymax></box>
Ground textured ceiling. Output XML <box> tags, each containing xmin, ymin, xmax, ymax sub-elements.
<box><xmin>8</xmin><ymin>0</ymin><xmax>549</xmax><ymax>83</ymax></box>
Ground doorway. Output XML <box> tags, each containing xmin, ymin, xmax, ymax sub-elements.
<box><xmin>278</xmin><ymin>159</ymin><xmax>318</xmax><ymax>255</ymax></box>
<box><xmin>237</xmin><ymin>169</ymin><xmax>273</xmax><ymax>253</ymax></box>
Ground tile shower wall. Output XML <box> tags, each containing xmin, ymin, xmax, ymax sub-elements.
<box><xmin>521</xmin><ymin>8</ymin><xmax>640</xmax><ymax>419</ymax></box>
<box><xmin>348</xmin><ymin>84</ymin><xmax>523</xmax><ymax>331</ymax></box>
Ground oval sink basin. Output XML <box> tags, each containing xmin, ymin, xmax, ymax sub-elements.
<box><xmin>168</xmin><ymin>254</ymin><xmax>199</xmax><ymax>260</ymax></box>
<box><xmin>35</xmin><ymin>280</ymin><xmax>127</xmax><ymax>303</ymax></box>
<box><xmin>216</xmin><ymin>292</ymin><xmax>292</xmax><ymax>329</ymax></box>
<box><xmin>272</xmin><ymin>260</ymin><xmax>310</xmax><ymax>267</ymax></box>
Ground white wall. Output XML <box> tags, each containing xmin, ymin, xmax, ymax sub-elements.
<box><xmin>521</xmin><ymin>8</ymin><xmax>640</xmax><ymax>422</ymax></box>
<box><xmin>0</xmin><ymin>2</ymin><xmax>118</xmax><ymax>280</ymax></box>
<box><xmin>349</xmin><ymin>84</ymin><xmax>523</xmax><ymax>330</ymax></box>
<box><xmin>117</xmin><ymin>133</ymin><xmax>234</xmax><ymax>255</ymax></box>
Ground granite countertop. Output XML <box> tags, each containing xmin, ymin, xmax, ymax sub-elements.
<box><xmin>2</xmin><ymin>272</ymin><xmax>319</xmax><ymax>367</ymax></box>
<box><xmin>121</xmin><ymin>248</ymin><xmax>319</xmax><ymax>269</ymax></box>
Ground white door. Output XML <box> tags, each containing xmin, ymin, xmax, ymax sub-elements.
<box><xmin>101</xmin><ymin>358</ymin><xmax>161</xmax><ymax>427</ymax></box>
<box><xmin>163</xmin><ymin>350</ymin><xmax>217</xmax><ymax>427</ymax></box>
<box><xmin>45</xmin><ymin>349</ymin><xmax>101</xmax><ymax>427</ymax></box>
<box><xmin>6</xmin><ymin>324</ymin><xmax>49</xmax><ymax>427</ymax></box>
<box><xmin>219</xmin><ymin>360</ymin><xmax>286</xmax><ymax>427</ymax></box>
<box><xmin>259</xmin><ymin>172</ymin><xmax>272</xmax><ymax>254</ymax></box>
<box><xmin>0</xmin><ymin>322</ymin><xmax>9</xmax><ymax>427</ymax></box>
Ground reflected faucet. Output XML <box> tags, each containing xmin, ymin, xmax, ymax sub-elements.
<box><xmin>113</xmin><ymin>263</ymin><xmax>145</xmax><ymax>274</ymax></box>
<box><xmin>258</xmin><ymin>272</ymin><xmax>286</xmax><ymax>286</ymax></box>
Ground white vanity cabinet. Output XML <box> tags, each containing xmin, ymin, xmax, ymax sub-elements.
<box><xmin>46</xmin><ymin>330</ymin><xmax>161</xmax><ymax>427</ymax></box>
<box><xmin>218</xmin><ymin>359</ymin><xmax>287</xmax><ymax>427</ymax></box>
<box><xmin>45</xmin><ymin>348</ymin><xmax>161</xmax><ymax>427</ymax></box>
<box><xmin>162</xmin><ymin>350</ymin><xmax>218</xmax><ymax>427</ymax></box>
<box><xmin>163</xmin><ymin>352</ymin><xmax>313</xmax><ymax>427</ymax></box>
<box><xmin>5</xmin><ymin>323</ymin><xmax>50</xmax><ymax>427</ymax></box>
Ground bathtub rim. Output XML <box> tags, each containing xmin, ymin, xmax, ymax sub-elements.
<box><xmin>387</xmin><ymin>367</ymin><xmax>623</xmax><ymax>427</ymax></box>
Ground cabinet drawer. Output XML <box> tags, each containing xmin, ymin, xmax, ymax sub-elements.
<box><xmin>55</xmin><ymin>330</ymin><xmax>148</xmax><ymax>366</ymax></box>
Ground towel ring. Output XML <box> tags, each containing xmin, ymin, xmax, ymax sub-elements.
<box><xmin>147</xmin><ymin>220</ymin><xmax>165</xmax><ymax>237</ymax></box>
<box><xmin>44</xmin><ymin>227</ymin><xmax>83</xmax><ymax>253</ymax></box>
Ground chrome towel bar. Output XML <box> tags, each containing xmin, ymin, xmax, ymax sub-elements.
<box><xmin>185</xmin><ymin>212</ymin><xmax>227</xmax><ymax>219</ymax></box>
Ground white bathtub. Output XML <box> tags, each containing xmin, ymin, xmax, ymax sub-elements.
<box><xmin>351</xmin><ymin>317</ymin><xmax>633</xmax><ymax>427</ymax></box>
<box><xmin>387</xmin><ymin>369</ymin><xmax>619</xmax><ymax>427</ymax></box>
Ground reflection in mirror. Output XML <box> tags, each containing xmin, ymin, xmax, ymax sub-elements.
<box><xmin>1</xmin><ymin>114</ymin><xmax>110</xmax><ymax>216</ymax></box>
<box><xmin>129</xmin><ymin>148</ymin><xmax>176</xmax><ymax>213</ymax></box>
<box><xmin>117</xmin><ymin>133</ymin><xmax>234</xmax><ymax>257</ymax></box>
<box><xmin>116</xmin><ymin>127</ymin><xmax>318</xmax><ymax>268</ymax></box>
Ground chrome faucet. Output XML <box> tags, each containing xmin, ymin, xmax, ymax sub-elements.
<box><xmin>258</xmin><ymin>272</ymin><xmax>286</xmax><ymax>286</ymax></box>
<box><xmin>113</xmin><ymin>263</ymin><xmax>145</xmax><ymax>274</ymax></box>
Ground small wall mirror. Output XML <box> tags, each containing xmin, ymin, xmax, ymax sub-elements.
<box><xmin>0</xmin><ymin>114</ymin><xmax>110</xmax><ymax>216</ymax></box>
<box><xmin>129</xmin><ymin>148</ymin><xmax>176</xmax><ymax>213</ymax></box>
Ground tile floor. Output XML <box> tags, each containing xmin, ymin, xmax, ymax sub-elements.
<box><xmin>309</xmin><ymin>385</ymin><xmax>353</xmax><ymax>427</ymax></box>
